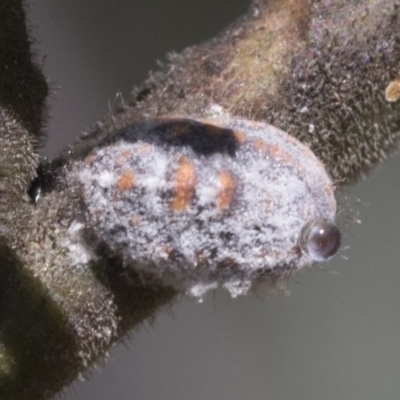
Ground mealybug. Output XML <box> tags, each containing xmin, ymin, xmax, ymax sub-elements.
<box><xmin>79</xmin><ymin>117</ymin><xmax>340</xmax><ymax>298</ymax></box>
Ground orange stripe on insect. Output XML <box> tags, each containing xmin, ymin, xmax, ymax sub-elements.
<box><xmin>115</xmin><ymin>149</ymin><xmax>133</xmax><ymax>167</ymax></box>
<box><xmin>254</xmin><ymin>138</ymin><xmax>292</xmax><ymax>164</ymax></box>
<box><xmin>171</xmin><ymin>158</ymin><xmax>196</xmax><ymax>211</ymax></box>
<box><xmin>117</xmin><ymin>170</ymin><xmax>135</xmax><ymax>192</ymax></box>
<box><xmin>233</xmin><ymin>130</ymin><xmax>246</xmax><ymax>143</ymax></box>
<box><xmin>253</xmin><ymin>138</ymin><xmax>268</xmax><ymax>151</ymax></box>
<box><xmin>217</xmin><ymin>171</ymin><xmax>235</xmax><ymax>211</ymax></box>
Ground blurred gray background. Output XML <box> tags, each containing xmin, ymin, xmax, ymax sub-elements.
<box><xmin>27</xmin><ymin>2</ymin><xmax>400</xmax><ymax>400</ymax></box>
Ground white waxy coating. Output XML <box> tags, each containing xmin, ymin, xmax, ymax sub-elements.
<box><xmin>79</xmin><ymin>117</ymin><xmax>337</xmax><ymax>298</ymax></box>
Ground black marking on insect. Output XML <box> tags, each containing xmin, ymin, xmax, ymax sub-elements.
<box><xmin>102</xmin><ymin>118</ymin><xmax>241</xmax><ymax>157</ymax></box>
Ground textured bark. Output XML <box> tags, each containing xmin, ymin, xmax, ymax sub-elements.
<box><xmin>0</xmin><ymin>0</ymin><xmax>47</xmax><ymax>231</ymax></box>
<box><xmin>1</xmin><ymin>0</ymin><xmax>400</xmax><ymax>399</ymax></box>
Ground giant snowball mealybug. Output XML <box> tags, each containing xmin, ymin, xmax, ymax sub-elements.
<box><xmin>78</xmin><ymin>117</ymin><xmax>340</xmax><ymax>298</ymax></box>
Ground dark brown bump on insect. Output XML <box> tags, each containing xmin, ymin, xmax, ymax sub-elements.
<box><xmin>217</xmin><ymin>257</ymin><xmax>238</xmax><ymax>271</ymax></box>
<box><xmin>217</xmin><ymin>171</ymin><xmax>235</xmax><ymax>211</ymax></box>
<box><xmin>171</xmin><ymin>158</ymin><xmax>196</xmax><ymax>212</ymax></box>
<box><xmin>160</xmin><ymin>245</ymin><xmax>174</xmax><ymax>259</ymax></box>
<box><xmin>165</xmin><ymin>247</ymin><xmax>184</xmax><ymax>262</ymax></box>
<box><xmin>194</xmin><ymin>249</ymin><xmax>209</xmax><ymax>266</ymax></box>
<box><xmin>117</xmin><ymin>170</ymin><xmax>135</xmax><ymax>192</ymax></box>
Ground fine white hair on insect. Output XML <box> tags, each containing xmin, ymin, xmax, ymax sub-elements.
<box><xmin>108</xmin><ymin>91</ymin><xmax>126</xmax><ymax>131</ymax></box>
<box><xmin>78</xmin><ymin>116</ymin><xmax>341</xmax><ymax>298</ymax></box>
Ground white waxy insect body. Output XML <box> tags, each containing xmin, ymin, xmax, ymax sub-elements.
<box><xmin>79</xmin><ymin>117</ymin><xmax>339</xmax><ymax>298</ymax></box>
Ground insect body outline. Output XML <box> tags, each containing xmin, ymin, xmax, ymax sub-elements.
<box><xmin>80</xmin><ymin>117</ymin><xmax>340</xmax><ymax>297</ymax></box>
